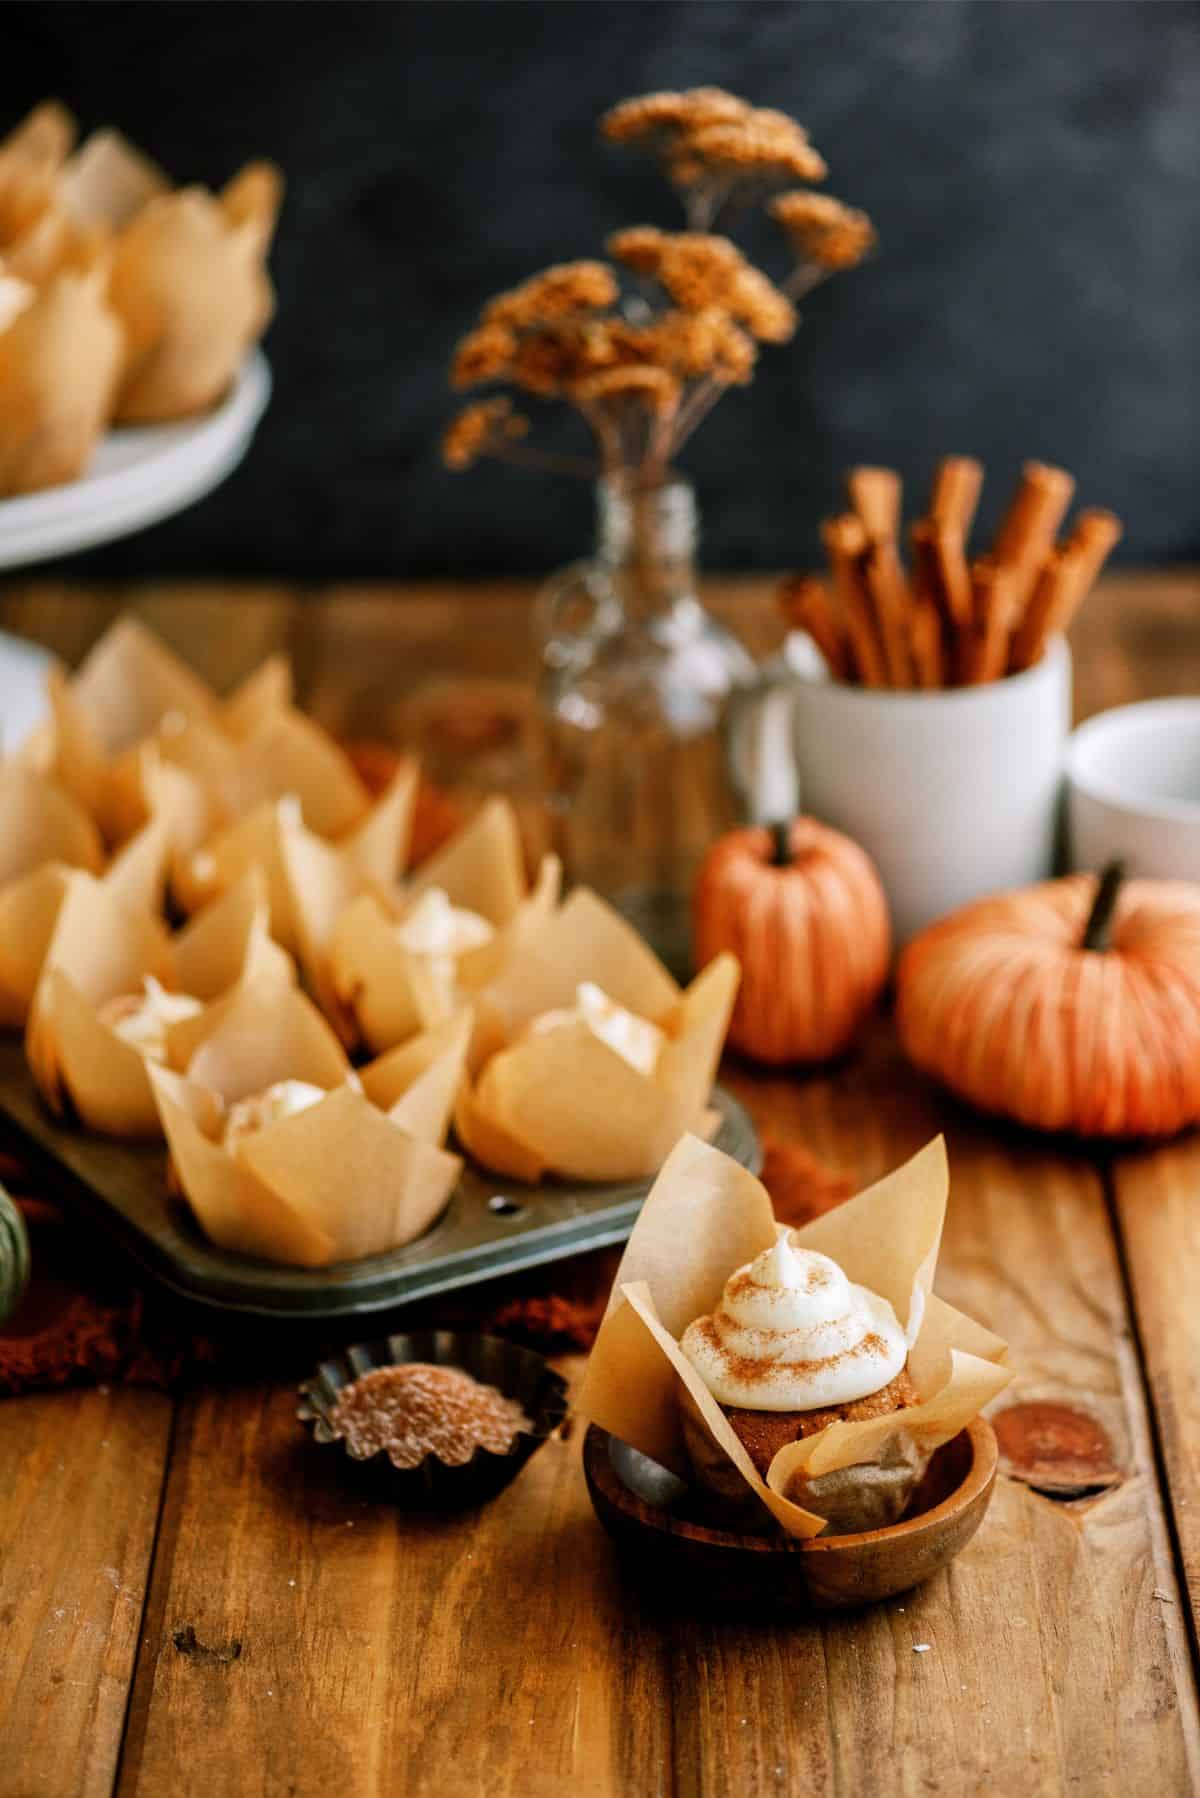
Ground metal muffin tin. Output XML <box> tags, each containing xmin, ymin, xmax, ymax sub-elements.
<box><xmin>0</xmin><ymin>1037</ymin><xmax>759</xmax><ymax>1319</ymax></box>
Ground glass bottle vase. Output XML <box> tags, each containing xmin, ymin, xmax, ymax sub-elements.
<box><xmin>536</xmin><ymin>473</ymin><xmax>754</xmax><ymax>976</ymax></box>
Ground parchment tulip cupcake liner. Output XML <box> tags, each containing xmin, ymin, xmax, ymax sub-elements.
<box><xmin>297</xmin><ymin>1331</ymin><xmax>569</xmax><ymax>1507</ymax></box>
<box><xmin>0</xmin><ymin>102</ymin><xmax>282</xmax><ymax>496</ymax></box>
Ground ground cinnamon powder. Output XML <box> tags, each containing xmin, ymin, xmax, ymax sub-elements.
<box><xmin>328</xmin><ymin>1363</ymin><xmax>531</xmax><ymax>1468</ymax></box>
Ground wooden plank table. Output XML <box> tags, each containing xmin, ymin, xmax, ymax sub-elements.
<box><xmin>1</xmin><ymin>571</ymin><xmax>1199</xmax><ymax>1797</ymax></box>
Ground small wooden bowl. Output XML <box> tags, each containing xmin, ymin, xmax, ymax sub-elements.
<box><xmin>584</xmin><ymin>1417</ymin><xmax>998</xmax><ymax>1613</ymax></box>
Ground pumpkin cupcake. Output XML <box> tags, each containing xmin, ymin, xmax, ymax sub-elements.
<box><xmin>675</xmin><ymin>1229</ymin><xmax>921</xmax><ymax>1526</ymax></box>
<box><xmin>579</xmin><ymin>1135</ymin><xmax>1011</xmax><ymax>1537</ymax></box>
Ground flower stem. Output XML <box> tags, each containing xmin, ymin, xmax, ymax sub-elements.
<box><xmin>492</xmin><ymin>445</ymin><xmax>600</xmax><ymax>478</ymax></box>
<box><xmin>669</xmin><ymin>375</ymin><xmax>728</xmax><ymax>455</ymax></box>
<box><xmin>781</xmin><ymin>261</ymin><xmax>830</xmax><ymax>303</ymax></box>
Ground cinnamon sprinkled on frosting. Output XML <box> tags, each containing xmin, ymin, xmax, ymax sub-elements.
<box><xmin>680</xmin><ymin>1230</ymin><xmax>908</xmax><ymax>1411</ymax></box>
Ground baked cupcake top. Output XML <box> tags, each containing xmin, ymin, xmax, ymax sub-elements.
<box><xmin>679</xmin><ymin>1228</ymin><xmax>907</xmax><ymax>1411</ymax></box>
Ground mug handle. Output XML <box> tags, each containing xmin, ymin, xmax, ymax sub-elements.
<box><xmin>723</xmin><ymin>680</ymin><xmax>803</xmax><ymax>825</ymax></box>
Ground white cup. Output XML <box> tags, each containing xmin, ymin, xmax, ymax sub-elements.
<box><xmin>727</xmin><ymin>636</ymin><xmax>1072</xmax><ymax>945</ymax></box>
<box><xmin>1066</xmin><ymin>697</ymin><xmax>1200</xmax><ymax>879</ymax></box>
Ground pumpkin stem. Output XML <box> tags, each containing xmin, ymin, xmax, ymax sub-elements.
<box><xmin>1081</xmin><ymin>860</ymin><xmax>1126</xmax><ymax>952</ymax></box>
<box><xmin>769</xmin><ymin>820</ymin><xmax>793</xmax><ymax>867</ymax></box>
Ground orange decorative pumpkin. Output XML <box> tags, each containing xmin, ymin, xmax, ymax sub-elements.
<box><xmin>896</xmin><ymin>865</ymin><xmax>1200</xmax><ymax>1138</ymax></box>
<box><xmin>693</xmin><ymin>819</ymin><xmax>890</xmax><ymax>1064</ymax></box>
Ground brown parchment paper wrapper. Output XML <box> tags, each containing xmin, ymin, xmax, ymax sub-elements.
<box><xmin>108</xmin><ymin>165</ymin><xmax>281</xmax><ymax>424</ymax></box>
<box><xmin>278</xmin><ymin>763</ymin><xmax>418</xmax><ymax>1037</ymax></box>
<box><xmin>0</xmin><ymin>814</ymin><xmax>170</xmax><ymax>1029</ymax></box>
<box><xmin>323</xmin><ymin>797</ymin><xmax>560</xmax><ymax>1054</ymax></box>
<box><xmin>148</xmin><ymin>978</ymin><xmax>464</xmax><ymax>1267</ymax></box>
<box><xmin>180</xmin><ymin>744</ymin><xmax>409</xmax><ymax>959</ymax></box>
<box><xmin>454</xmin><ymin>890</ymin><xmax>739</xmax><ymax>1184</ymax></box>
<box><xmin>25</xmin><ymin>867</ymin><xmax>292</xmax><ymax>1138</ymax></box>
<box><xmin>0</xmin><ymin>104</ymin><xmax>74</xmax><ymax>247</ymax></box>
<box><xmin>0</xmin><ymin>262</ymin><xmax>123</xmax><ymax>496</ymax></box>
<box><xmin>60</xmin><ymin>128</ymin><xmax>169</xmax><ymax>232</ymax></box>
<box><xmin>0</xmin><ymin>762</ymin><xmax>103</xmax><ymax>885</ymax></box>
<box><xmin>0</xmin><ymin>105</ymin><xmax>88</xmax><ymax>292</ymax></box>
<box><xmin>173</xmin><ymin>801</ymin><xmax>294</xmax><ymax>940</ymax></box>
<box><xmin>54</xmin><ymin>616</ymin><xmax>222</xmax><ymax>754</ymax></box>
<box><xmin>34</xmin><ymin>619</ymin><xmax>294</xmax><ymax>846</ymax></box>
<box><xmin>229</xmin><ymin>707</ymin><xmax>370</xmax><ymax>839</ymax></box>
<box><xmin>577</xmin><ymin>1135</ymin><xmax>1011</xmax><ymax>1539</ymax></box>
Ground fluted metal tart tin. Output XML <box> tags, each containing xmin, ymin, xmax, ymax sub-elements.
<box><xmin>0</xmin><ymin>1037</ymin><xmax>759</xmax><ymax>1318</ymax></box>
<box><xmin>298</xmin><ymin>1330</ymin><xmax>568</xmax><ymax>1505</ymax></box>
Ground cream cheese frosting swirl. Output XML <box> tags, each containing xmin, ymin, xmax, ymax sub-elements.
<box><xmin>394</xmin><ymin>887</ymin><xmax>494</xmax><ymax>1003</ymax></box>
<box><xmin>679</xmin><ymin>1229</ymin><xmax>908</xmax><ymax>1411</ymax></box>
<box><xmin>99</xmin><ymin>977</ymin><xmax>204</xmax><ymax>1065</ymax></box>
<box><xmin>528</xmin><ymin>981</ymin><xmax>664</xmax><ymax>1077</ymax></box>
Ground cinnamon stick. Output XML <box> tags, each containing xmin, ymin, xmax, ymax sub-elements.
<box><xmin>962</xmin><ymin>560</ymin><xmax>1022</xmax><ymax>684</ymax></box>
<box><xmin>821</xmin><ymin>514</ymin><xmax>887</xmax><ymax>688</ymax></box>
<box><xmin>929</xmin><ymin>521</ymin><xmax>975</xmax><ymax>635</ymax></box>
<box><xmin>845</xmin><ymin>467</ymin><xmax>914</xmax><ymax>685</ymax></box>
<box><xmin>910</xmin><ymin>520</ymin><xmax>945</xmax><ymax>625</ymax></box>
<box><xmin>930</xmin><ymin>456</ymin><xmax>983</xmax><ymax>540</ymax></box>
<box><xmin>847</xmin><ymin>466</ymin><xmax>902</xmax><ymax>545</ymax></box>
<box><xmin>864</xmin><ymin>540</ymin><xmax>915</xmax><ymax>687</ymax></box>
<box><xmin>1008</xmin><ymin>510</ymin><xmax>1122</xmax><ymax>671</ymax></box>
<box><xmin>908</xmin><ymin>597</ymin><xmax>946</xmax><ymax>689</ymax></box>
<box><xmin>1006</xmin><ymin>552</ymin><xmax>1070</xmax><ymax>674</ymax></box>
<box><xmin>993</xmin><ymin>461</ymin><xmax>1076</xmax><ymax>617</ymax></box>
<box><xmin>779</xmin><ymin>575</ymin><xmax>850</xmax><ymax>681</ymax></box>
<box><xmin>1068</xmin><ymin>507</ymin><xmax>1124</xmax><ymax>589</ymax></box>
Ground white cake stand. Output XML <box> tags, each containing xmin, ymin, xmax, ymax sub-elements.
<box><xmin>0</xmin><ymin>351</ymin><xmax>270</xmax><ymax>571</ymax></box>
<box><xmin>0</xmin><ymin>352</ymin><xmax>271</xmax><ymax>745</ymax></box>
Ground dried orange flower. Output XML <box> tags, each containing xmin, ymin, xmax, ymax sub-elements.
<box><xmin>706</xmin><ymin>314</ymin><xmax>758</xmax><ymax>384</ymax></box>
<box><xmin>442</xmin><ymin>398</ymin><xmax>528</xmax><ymax>469</ymax></box>
<box><xmin>571</xmin><ymin>366</ymin><xmax>680</xmax><ymax>413</ymax></box>
<box><xmin>445</xmin><ymin>89</ymin><xmax>870</xmax><ymax>485</ymax></box>
<box><xmin>484</xmin><ymin>260</ymin><xmax>618</xmax><ymax>329</ymax></box>
<box><xmin>728</xmin><ymin>262</ymin><xmax>795</xmax><ymax>343</ymax></box>
<box><xmin>770</xmin><ymin>192</ymin><xmax>876</xmax><ymax>268</ymax></box>
<box><xmin>572</xmin><ymin>319</ymin><xmax>628</xmax><ymax>373</ymax></box>
<box><xmin>451</xmin><ymin>321</ymin><xmax>518</xmax><ymax>389</ymax></box>
<box><xmin>672</xmin><ymin>114</ymin><xmax>827</xmax><ymax>187</ymax></box>
<box><xmin>614</xmin><ymin>231</ymin><xmax>795</xmax><ymax>343</ymax></box>
<box><xmin>509</xmin><ymin>332</ymin><xmax>576</xmax><ymax>396</ymax></box>
<box><xmin>643</xmin><ymin>307</ymin><xmax>721</xmax><ymax>377</ymax></box>
<box><xmin>606</xmin><ymin>226</ymin><xmax>667</xmax><ymax>275</ymax></box>
<box><xmin>643</xmin><ymin>308</ymin><xmax>757</xmax><ymax>384</ymax></box>
<box><xmin>601</xmin><ymin>87</ymin><xmax>749</xmax><ymax>143</ymax></box>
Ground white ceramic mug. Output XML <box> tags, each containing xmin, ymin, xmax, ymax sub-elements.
<box><xmin>1066</xmin><ymin>698</ymin><xmax>1200</xmax><ymax>879</ymax></box>
<box><xmin>726</xmin><ymin>636</ymin><xmax>1072</xmax><ymax>945</ymax></box>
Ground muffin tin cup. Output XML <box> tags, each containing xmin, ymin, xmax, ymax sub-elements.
<box><xmin>297</xmin><ymin>1329</ymin><xmax>568</xmax><ymax>1508</ymax></box>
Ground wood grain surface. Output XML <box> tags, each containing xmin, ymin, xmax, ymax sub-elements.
<box><xmin>1113</xmin><ymin>1139</ymin><xmax>1200</xmax><ymax>1631</ymax></box>
<box><xmin>0</xmin><ymin>1387</ymin><xmax>171</xmax><ymax>1798</ymax></box>
<box><xmin>0</xmin><ymin>572</ymin><xmax>1198</xmax><ymax>1798</ymax></box>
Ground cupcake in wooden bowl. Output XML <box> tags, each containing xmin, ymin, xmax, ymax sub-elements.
<box><xmin>578</xmin><ymin>1135</ymin><xmax>1011</xmax><ymax>1610</ymax></box>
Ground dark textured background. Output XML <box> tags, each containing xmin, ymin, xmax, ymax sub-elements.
<box><xmin>5</xmin><ymin>0</ymin><xmax>1199</xmax><ymax>578</ymax></box>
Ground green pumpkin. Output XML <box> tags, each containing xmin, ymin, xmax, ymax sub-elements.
<box><xmin>0</xmin><ymin>1182</ymin><xmax>30</xmax><ymax>1324</ymax></box>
